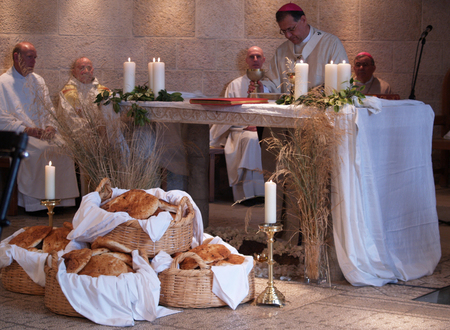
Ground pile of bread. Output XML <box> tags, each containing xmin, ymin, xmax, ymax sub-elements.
<box><xmin>62</xmin><ymin>236</ymin><xmax>147</xmax><ymax>277</ymax></box>
<box><xmin>96</xmin><ymin>178</ymin><xmax>187</xmax><ymax>221</ymax></box>
<box><xmin>8</xmin><ymin>222</ymin><xmax>73</xmax><ymax>253</ymax></box>
<box><xmin>175</xmin><ymin>238</ymin><xmax>246</xmax><ymax>270</ymax></box>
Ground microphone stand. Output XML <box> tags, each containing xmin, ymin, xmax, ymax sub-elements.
<box><xmin>409</xmin><ymin>36</ymin><xmax>428</xmax><ymax>100</ymax></box>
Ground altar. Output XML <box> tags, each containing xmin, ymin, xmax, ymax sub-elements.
<box><xmin>121</xmin><ymin>97</ymin><xmax>441</xmax><ymax>286</ymax></box>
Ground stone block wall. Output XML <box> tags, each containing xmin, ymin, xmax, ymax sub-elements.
<box><xmin>0</xmin><ymin>0</ymin><xmax>448</xmax><ymax>113</ymax></box>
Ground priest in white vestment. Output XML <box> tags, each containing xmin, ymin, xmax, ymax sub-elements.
<box><xmin>265</xmin><ymin>3</ymin><xmax>348</xmax><ymax>93</ymax></box>
<box><xmin>210</xmin><ymin>46</ymin><xmax>275</xmax><ymax>202</ymax></box>
<box><xmin>353</xmin><ymin>52</ymin><xmax>393</xmax><ymax>95</ymax></box>
<box><xmin>0</xmin><ymin>42</ymin><xmax>79</xmax><ymax>212</ymax></box>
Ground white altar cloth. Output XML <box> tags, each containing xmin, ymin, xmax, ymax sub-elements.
<box><xmin>126</xmin><ymin>97</ymin><xmax>441</xmax><ymax>286</ymax></box>
<box><xmin>332</xmin><ymin>101</ymin><xmax>441</xmax><ymax>286</ymax></box>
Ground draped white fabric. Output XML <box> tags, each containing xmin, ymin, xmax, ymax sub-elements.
<box><xmin>331</xmin><ymin>101</ymin><xmax>441</xmax><ymax>286</ymax></box>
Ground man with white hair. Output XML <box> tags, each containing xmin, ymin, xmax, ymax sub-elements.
<box><xmin>0</xmin><ymin>42</ymin><xmax>79</xmax><ymax>212</ymax></box>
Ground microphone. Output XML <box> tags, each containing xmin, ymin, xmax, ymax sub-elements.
<box><xmin>420</xmin><ymin>25</ymin><xmax>433</xmax><ymax>39</ymax></box>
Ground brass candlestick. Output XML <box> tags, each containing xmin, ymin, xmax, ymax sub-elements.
<box><xmin>256</xmin><ymin>222</ymin><xmax>285</xmax><ymax>307</ymax></box>
<box><xmin>246</xmin><ymin>69</ymin><xmax>265</xmax><ymax>98</ymax></box>
<box><xmin>40</xmin><ymin>199</ymin><xmax>61</xmax><ymax>227</ymax></box>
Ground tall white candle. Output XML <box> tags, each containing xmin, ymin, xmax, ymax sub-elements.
<box><xmin>148</xmin><ymin>58</ymin><xmax>155</xmax><ymax>92</ymax></box>
<box><xmin>265</xmin><ymin>180</ymin><xmax>277</xmax><ymax>224</ymax></box>
<box><xmin>294</xmin><ymin>60</ymin><xmax>309</xmax><ymax>99</ymax></box>
<box><xmin>324</xmin><ymin>60</ymin><xmax>338</xmax><ymax>95</ymax></box>
<box><xmin>337</xmin><ymin>60</ymin><xmax>352</xmax><ymax>91</ymax></box>
<box><xmin>45</xmin><ymin>161</ymin><xmax>55</xmax><ymax>200</ymax></box>
<box><xmin>123</xmin><ymin>58</ymin><xmax>136</xmax><ymax>93</ymax></box>
<box><xmin>153</xmin><ymin>57</ymin><xmax>165</xmax><ymax>95</ymax></box>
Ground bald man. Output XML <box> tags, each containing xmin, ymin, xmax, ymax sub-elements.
<box><xmin>59</xmin><ymin>57</ymin><xmax>110</xmax><ymax>133</ymax></box>
<box><xmin>0</xmin><ymin>42</ymin><xmax>79</xmax><ymax>212</ymax></box>
<box><xmin>210</xmin><ymin>46</ymin><xmax>275</xmax><ymax>203</ymax></box>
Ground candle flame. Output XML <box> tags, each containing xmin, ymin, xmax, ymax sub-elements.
<box><xmin>330</xmin><ymin>60</ymin><xmax>334</xmax><ymax>64</ymax></box>
<box><xmin>128</xmin><ymin>58</ymin><xmax>131</xmax><ymax>62</ymax></box>
<box><xmin>153</xmin><ymin>58</ymin><xmax>155</xmax><ymax>62</ymax></box>
<box><xmin>343</xmin><ymin>60</ymin><xmax>346</xmax><ymax>64</ymax></box>
<box><xmin>49</xmin><ymin>161</ymin><xmax>52</xmax><ymax>166</ymax></box>
<box><xmin>158</xmin><ymin>57</ymin><xmax>160</xmax><ymax>62</ymax></box>
<box><xmin>300</xmin><ymin>60</ymin><xmax>304</xmax><ymax>63</ymax></box>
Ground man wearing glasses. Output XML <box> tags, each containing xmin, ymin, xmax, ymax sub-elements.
<box><xmin>265</xmin><ymin>3</ymin><xmax>348</xmax><ymax>93</ymax></box>
<box><xmin>353</xmin><ymin>52</ymin><xmax>392</xmax><ymax>95</ymax></box>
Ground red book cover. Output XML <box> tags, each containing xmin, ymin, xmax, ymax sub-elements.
<box><xmin>189</xmin><ymin>98</ymin><xmax>269</xmax><ymax>105</ymax></box>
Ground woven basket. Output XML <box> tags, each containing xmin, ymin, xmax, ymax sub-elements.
<box><xmin>44</xmin><ymin>251</ymin><xmax>83</xmax><ymax>318</ymax></box>
<box><xmin>103</xmin><ymin>196</ymin><xmax>195</xmax><ymax>258</ymax></box>
<box><xmin>159</xmin><ymin>252</ymin><xmax>255</xmax><ymax>308</ymax></box>
<box><xmin>1</xmin><ymin>260</ymin><xmax>45</xmax><ymax>295</ymax></box>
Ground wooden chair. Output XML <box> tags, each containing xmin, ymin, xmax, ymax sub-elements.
<box><xmin>432</xmin><ymin>69</ymin><xmax>450</xmax><ymax>186</ymax></box>
<box><xmin>0</xmin><ymin>159</ymin><xmax>18</xmax><ymax>216</ymax></box>
<box><xmin>209</xmin><ymin>147</ymin><xmax>225</xmax><ymax>202</ymax></box>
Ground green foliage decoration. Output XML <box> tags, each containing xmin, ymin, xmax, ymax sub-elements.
<box><xmin>94</xmin><ymin>85</ymin><xmax>184</xmax><ymax>126</ymax></box>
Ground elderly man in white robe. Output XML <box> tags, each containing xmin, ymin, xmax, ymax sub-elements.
<box><xmin>265</xmin><ymin>3</ymin><xmax>348</xmax><ymax>93</ymax></box>
<box><xmin>210</xmin><ymin>46</ymin><xmax>274</xmax><ymax>203</ymax></box>
<box><xmin>0</xmin><ymin>42</ymin><xmax>79</xmax><ymax>212</ymax></box>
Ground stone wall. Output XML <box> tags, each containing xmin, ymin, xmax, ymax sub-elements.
<box><xmin>0</xmin><ymin>0</ymin><xmax>448</xmax><ymax>112</ymax></box>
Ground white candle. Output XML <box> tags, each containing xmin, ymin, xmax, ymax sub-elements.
<box><xmin>123</xmin><ymin>58</ymin><xmax>136</xmax><ymax>93</ymax></box>
<box><xmin>324</xmin><ymin>60</ymin><xmax>338</xmax><ymax>95</ymax></box>
<box><xmin>265</xmin><ymin>180</ymin><xmax>277</xmax><ymax>224</ymax></box>
<box><xmin>337</xmin><ymin>60</ymin><xmax>352</xmax><ymax>91</ymax></box>
<box><xmin>45</xmin><ymin>161</ymin><xmax>55</xmax><ymax>200</ymax></box>
<box><xmin>148</xmin><ymin>58</ymin><xmax>155</xmax><ymax>92</ymax></box>
<box><xmin>294</xmin><ymin>60</ymin><xmax>309</xmax><ymax>99</ymax></box>
<box><xmin>153</xmin><ymin>57</ymin><xmax>165</xmax><ymax>95</ymax></box>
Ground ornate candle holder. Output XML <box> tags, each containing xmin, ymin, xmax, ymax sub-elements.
<box><xmin>40</xmin><ymin>199</ymin><xmax>61</xmax><ymax>227</ymax></box>
<box><xmin>246</xmin><ymin>69</ymin><xmax>265</xmax><ymax>98</ymax></box>
<box><xmin>256</xmin><ymin>222</ymin><xmax>285</xmax><ymax>307</ymax></box>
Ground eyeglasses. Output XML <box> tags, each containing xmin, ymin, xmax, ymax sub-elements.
<box><xmin>279</xmin><ymin>21</ymin><xmax>299</xmax><ymax>35</ymax></box>
<box><xmin>355</xmin><ymin>62</ymin><xmax>373</xmax><ymax>68</ymax></box>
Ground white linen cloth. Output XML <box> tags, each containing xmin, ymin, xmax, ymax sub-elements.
<box><xmin>0</xmin><ymin>67</ymin><xmax>79</xmax><ymax>211</ymax></box>
<box><xmin>57</xmin><ymin>250</ymin><xmax>178</xmax><ymax>326</ymax></box>
<box><xmin>331</xmin><ymin>101</ymin><xmax>441</xmax><ymax>286</ymax></box>
<box><xmin>0</xmin><ymin>229</ymin><xmax>87</xmax><ymax>286</ymax></box>
<box><xmin>152</xmin><ymin>233</ymin><xmax>253</xmax><ymax>310</ymax></box>
<box><xmin>68</xmin><ymin>187</ymin><xmax>203</xmax><ymax>244</ymax></box>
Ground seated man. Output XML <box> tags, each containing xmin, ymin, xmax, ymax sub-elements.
<box><xmin>59</xmin><ymin>57</ymin><xmax>111</xmax><ymax>132</ymax></box>
<box><xmin>353</xmin><ymin>52</ymin><xmax>392</xmax><ymax>95</ymax></box>
<box><xmin>210</xmin><ymin>46</ymin><xmax>275</xmax><ymax>203</ymax></box>
<box><xmin>0</xmin><ymin>42</ymin><xmax>79</xmax><ymax>211</ymax></box>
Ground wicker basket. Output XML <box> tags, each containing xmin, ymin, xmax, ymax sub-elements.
<box><xmin>103</xmin><ymin>198</ymin><xmax>195</xmax><ymax>258</ymax></box>
<box><xmin>1</xmin><ymin>260</ymin><xmax>45</xmax><ymax>295</ymax></box>
<box><xmin>159</xmin><ymin>252</ymin><xmax>255</xmax><ymax>308</ymax></box>
<box><xmin>44</xmin><ymin>251</ymin><xmax>83</xmax><ymax>318</ymax></box>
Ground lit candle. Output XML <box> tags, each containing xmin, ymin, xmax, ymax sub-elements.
<box><xmin>45</xmin><ymin>161</ymin><xmax>55</xmax><ymax>200</ymax></box>
<box><xmin>153</xmin><ymin>57</ymin><xmax>165</xmax><ymax>95</ymax></box>
<box><xmin>123</xmin><ymin>58</ymin><xmax>136</xmax><ymax>93</ymax></box>
<box><xmin>148</xmin><ymin>58</ymin><xmax>155</xmax><ymax>92</ymax></box>
<box><xmin>337</xmin><ymin>60</ymin><xmax>352</xmax><ymax>91</ymax></box>
<box><xmin>324</xmin><ymin>60</ymin><xmax>338</xmax><ymax>95</ymax></box>
<box><xmin>265</xmin><ymin>180</ymin><xmax>277</xmax><ymax>224</ymax></box>
<box><xmin>294</xmin><ymin>60</ymin><xmax>309</xmax><ymax>99</ymax></box>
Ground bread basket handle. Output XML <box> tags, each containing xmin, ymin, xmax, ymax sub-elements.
<box><xmin>44</xmin><ymin>250</ymin><xmax>59</xmax><ymax>275</ymax></box>
<box><xmin>171</xmin><ymin>251</ymin><xmax>210</xmax><ymax>270</ymax></box>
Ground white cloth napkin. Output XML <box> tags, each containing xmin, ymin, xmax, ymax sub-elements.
<box><xmin>68</xmin><ymin>187</ymin><xmax>203</xmax><ymax>244</ymax></box>
<box><xmin>152</xmin><ymin>234</ymin><xmax>253</xmax><ymax>310</ymax></box>
<box><xmin>57</xmin><ymin>250</ymin><xmax>179</xmax><ymax>327</ymax></box>
<box><xmin>0</xmin><ymin>229</ymin><xmax>87</xmax><ymax>286</ymax></box>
